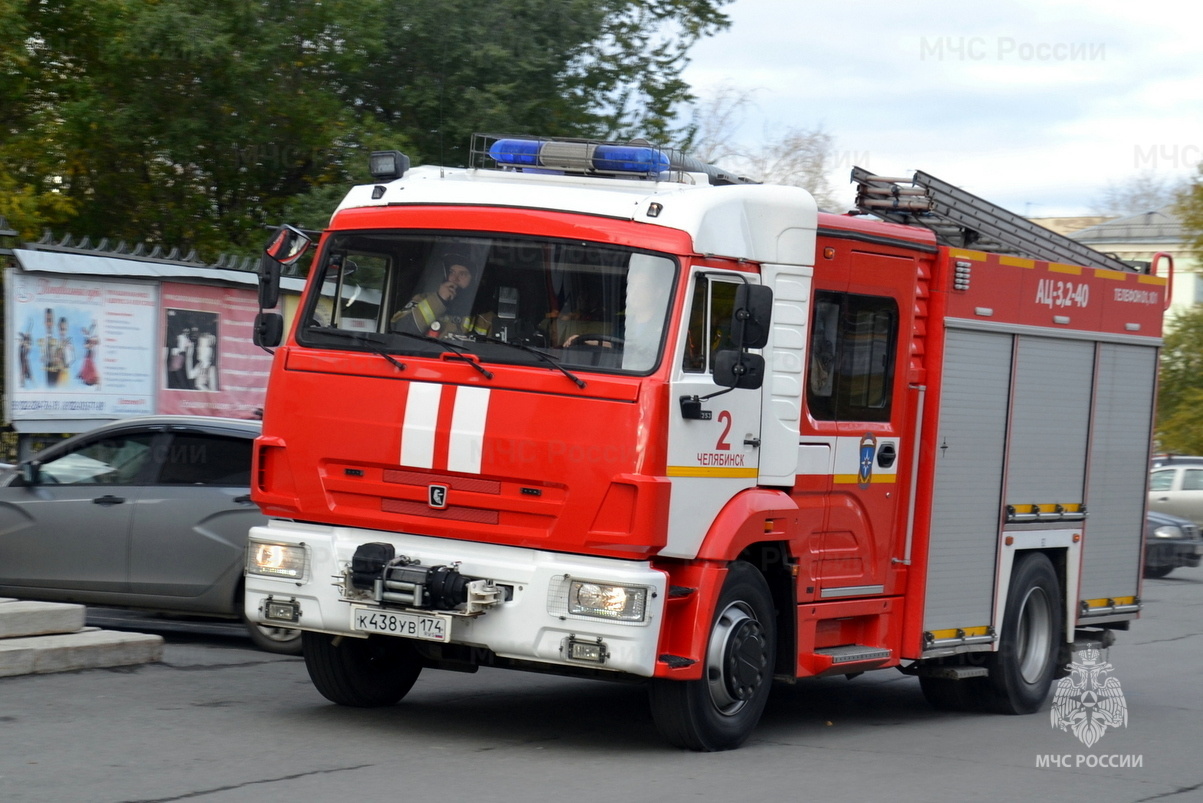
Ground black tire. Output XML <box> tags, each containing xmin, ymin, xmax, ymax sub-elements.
<box><xmin>1143</xmin><ymin>563</ymin><xmax>1174</xmax><ymax>579</ymax></box>
<box><xmin>649</xmin><ymin>561</ymin><xmax>776</xmax><ymax>751</ymax></box>
<box><xmin>302</xmin><ymin>632</ymin><xmax>422</xmax><ymax>707</ymax></box>
<box><xmin>986</xmin><ymin>552</ymin><xmax>1062</xmax><ymax>715</ymax></box>
<box><xmin>243</xmin><ymin>617</ymin><xmax>303</xmax><ymax>655</ymax></box>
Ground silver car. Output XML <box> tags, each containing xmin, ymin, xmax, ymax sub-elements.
<box><xmin>0</xmin><ymin>415</ymin><xmax>299</xmax><ymax>654</ymax></box>
<box><xmin>1148</xmin><ymin>459</ymin><xmax>1203</xmax><ymax>527</ymax></box>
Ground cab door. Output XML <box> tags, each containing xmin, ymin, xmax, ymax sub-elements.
<box><xmin>662</xmin><ymin>268</ymin><xmax>763</xmax><ymax>559</ymax></box>
<box><xmin>802</xmin><ymin>249</ymin><xmax>919</xmax><ymax>599</ymax></box>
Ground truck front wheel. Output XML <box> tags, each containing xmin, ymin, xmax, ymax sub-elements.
<box><xmin>649</xmin><ymin>561</ymin><xmax>776</xmax><ymax>751</ymax></box>
<box><xmin>987</xmin><ymin>552</ymin><xmax>1062</xmax><ymax>714</ymax></box>
<box><xmin>303</xmin><ymin>632</ymin><xmax>422</xmax><ymax>707</ymax></box>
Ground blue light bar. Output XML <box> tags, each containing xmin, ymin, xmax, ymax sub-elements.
<box><xmin>488</xmin><ymin>139</ymin><xmax>669</xmax><ymax>177</ymax></box>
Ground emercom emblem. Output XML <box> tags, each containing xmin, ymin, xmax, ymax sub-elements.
<box><xmin>1050</xmin><ymin>648</ymin><xmax>1128</xmax><ymax>747</ymax></box>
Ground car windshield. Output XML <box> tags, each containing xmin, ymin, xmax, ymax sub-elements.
<box><xmin>296</xmin><ymin>232</ymin><xmax>677</xmax><ymax>375</ymax></box>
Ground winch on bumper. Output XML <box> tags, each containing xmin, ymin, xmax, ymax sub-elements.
<box><xmin>244</xmin><ymin>520</ymin><xmax>668</xmax><ymax>676</ymax></box>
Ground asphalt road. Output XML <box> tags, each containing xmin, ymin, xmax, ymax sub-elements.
<box><xmin>2</xmin><ymin>575</ymin><xmax>1200</xmax><ymax>803</ymax></box>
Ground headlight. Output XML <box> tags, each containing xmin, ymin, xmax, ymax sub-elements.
<box><xmin>1152</xmin><ymin>525</ymin><xmax>1184</xmax><ymax>539</ymax></box>
<box><xmin>247</xmin><ymin>541</ymin><xmax>307</xmax><ymax>579</ymax></box>
<box><xmin>568</xmin><ymin>581</ymin><xmax>647</xmax><ymax>622</ymax></box>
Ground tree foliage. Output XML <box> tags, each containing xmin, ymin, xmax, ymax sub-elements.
<box><xmin>1156</xmin><ymin>304</ymin><xmax>1203</xmax><ymax>453</ymax></box>
<box><xmin>0</xmin><ymin>0</ymin><xmax>729</xmax><ymax>256</ymax></box>
<box><xmin>1176</xmin><ymin>162</ymin><xmax>1203</xmax><ymax>257</ymax></box>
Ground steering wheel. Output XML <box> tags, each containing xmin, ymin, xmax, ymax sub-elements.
<box><xmin>565</xmin><ymin>334</ymin><xmax>624</xmax><ymax>348</ymax></box>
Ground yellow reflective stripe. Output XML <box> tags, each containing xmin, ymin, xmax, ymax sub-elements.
<box><xmin>1083</xmin><ymin>596</ymin><xmax>1137</xmax><ymax>609</ymax></box>
<box><xmin>414</xmin><ymin>297</ymin><xmax>439</xmax><ymax>328</ymax></box>
<box><xmin>927</xmin><ymin>626</ymin><xmax>991</xmax><ymax>640</ymax></box>
<box><xmin>1048</xmin><ymin>263</ymin><xmax>1082</xmax><ymax>275</ymax></box>
<box><xmin>1009</xmin><ymin>503</ymin><xmax>1083</xmax><ymax>514</ymax></box>
<box><xmin>1000</xmin><ymin>255</ymin><xmax>1034</xmax><ymax>268</ymax></box>
<box><xmin>666</xmin><ymin>466</ymin><xmax>759</xmax><ymax>478</ymax></box>
<box><xmin>833</xmin><ymin>473</ymin><xmax>897</xmax><ymax>484</ymax></box>
<box><xmin>949</xmin><ymin>248</ymin><xmax>986</xmax><ymax>261</ymax></box>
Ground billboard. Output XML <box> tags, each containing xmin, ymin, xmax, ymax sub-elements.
<box><xmin>158</xmin><ymin>282</ymin><xmax>272</xmax><ymax>418</ymax></box>
<box><xmin>5</xmin><ymin>267</ymin><xmax>272</xmax><ymax>426</ymax></box>
<box><xmin>7</xmin><ymin>271</ymin><xmax>156</xmax><ymax>420</ymax></box>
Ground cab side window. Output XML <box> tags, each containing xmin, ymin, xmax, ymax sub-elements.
<box><xmin>807</xmin><ymin>291</ymin><xmax>899</xmax><ymax>422</ymax></box>
<box><xmin>682</xmin><ymin>275</ymin><xmax>739</xmax><ymax>373</ymax></box>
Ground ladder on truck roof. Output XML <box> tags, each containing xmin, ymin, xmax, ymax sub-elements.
<box><xmin>851</xmin><ymin>166</ymin><xmax>1140</xmax><ymax>273</ymax></box>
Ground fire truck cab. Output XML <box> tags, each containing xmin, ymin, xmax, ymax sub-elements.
<box><xmin>245</xmin><ymin>135</ymin><xmax>1164</xmax><ymax>750</ymax></box>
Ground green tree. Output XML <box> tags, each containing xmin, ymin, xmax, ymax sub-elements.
<box><xmin>0</xmin><ymin>0</ymin><xmax>730</xmax><ymax>256</ymax></box>
<box><xmin>1156</xmin><ymin>304</ymin><xmax>1203</xmax><ymax>453</ymax></box>
<box><xmin>1177</xmin><ymin>162</ymin><xmax>1203</xmax><ymax>256</ymax></box>
<box><xmin>1158</xmin><ymin>163</ymin><xmax>1203</xmax><ymax>452</ymax></box>
<box><xmin>341</xmin><ymin>0</ymin><xmax>730</xmax><ymax>166</ymax></box>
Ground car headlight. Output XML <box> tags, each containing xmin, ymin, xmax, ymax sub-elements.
<box><xmin>568</xmin><ymin>580</ymin><xmax>647</xmax><ymax>622</ymax></box>
<box><xmin>247</xmin><ymin>541</ymin><xmax>307</xmax><ymax>580</ymax></box>
<box><xmin>1152</xmin><ymin>524</ymin><xmax>1184</xmax><ymax>539</ymax></box>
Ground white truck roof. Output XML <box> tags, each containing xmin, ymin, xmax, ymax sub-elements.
<box><xmin>335</xmin><ymin>164</ymin><xmax>819</xmax><ymax>267</ymax></box>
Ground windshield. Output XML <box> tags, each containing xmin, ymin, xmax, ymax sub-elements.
<box><xmin>297</xmin><ymin>232</ymin><xmax>677</xmax><ymax>374</ymax></box>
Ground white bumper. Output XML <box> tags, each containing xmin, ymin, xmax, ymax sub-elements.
<box><xmin>244</xmin><ymin>520</ymin><xmax>668</xmax><ymax>677</ymax></box>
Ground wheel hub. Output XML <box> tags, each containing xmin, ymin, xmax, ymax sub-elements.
<box><xmin>724</xmin><ymin>619</ymin><xmax>767</xmax><ymax>701</ymax></box>
<box><xmin>706</xmin><ymin>602</ymin><xmax>769</xmax><ymax>715</ymax></box>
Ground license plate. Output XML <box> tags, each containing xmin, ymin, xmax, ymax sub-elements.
<box><xmin>1195</xmin><ymin>544</ymin><xmax>1203</xmax><ymax>556</ymax></box>
<box><xmin>351</xmin><ymin>607</ymin><xmax>451</xmax><ymax>642</ymax></box>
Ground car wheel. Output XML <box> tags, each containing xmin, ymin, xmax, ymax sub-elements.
<box><xmin>648</xmin><ymin>561</ymin><xmax>776</xmax><ymax>751</ymax></box>
<box><xmin>986</xmin><ymin>552</ymin><xmax>1062</xmax><ymax>714</ymax></box>
<box><xmin>303</xmin><ymin>631</ymin><xmax>422</xmax><ymax>707</ymax></box>
<box><xmin>243</xmin><ymin>616</ymin><xmax>303</xmax><ymax>655</ymax></box>
<box><xmin>1143</xmin><ymin>563</ymin><xmax>1174</xmax><ymax>579</ymax></box>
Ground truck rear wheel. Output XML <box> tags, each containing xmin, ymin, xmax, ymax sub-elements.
<box><xmin>649</xmin><ymin>561</ymin><xmax>776</xmax><ymax>751</ymax></box>
<box><xmin>302</xmin><ymin>632</ymin><xmax>422</xmax><ymax>707</ymax></box>
<box><xmin>987</xmin><ymin>552</ymin><xmax>1062</xmax><ymax>714</ymax></box>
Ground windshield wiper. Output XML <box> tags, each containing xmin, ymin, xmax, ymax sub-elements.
<box><xmin>306</xmin><ymin>327</ymin><xmax>406</xmax><ymax>371</ymax></box>
<box><xmin>390</xmin><ymin>331</ymin><xmax>494</xmax><ymax>380</ymax></box>
<box><xmin>482</xmin><ymin>337</ymin><xmax>586</xmax><ymax>388</ymax></box>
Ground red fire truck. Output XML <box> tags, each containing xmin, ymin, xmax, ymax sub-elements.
<box><xmin>245</xmin><ymin>135</ymin><xmax>1166</xmax><ymax>750</ymax></box>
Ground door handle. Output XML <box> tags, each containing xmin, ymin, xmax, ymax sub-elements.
<box><xmin>877</xmin><ymin>443</ymin><xmax>897</xmax><ymax>469</ymax></box>
<box><xmin>92</xmin><ymin>494</ymin><xmax>125</xmax><ymax>506</ymax></box>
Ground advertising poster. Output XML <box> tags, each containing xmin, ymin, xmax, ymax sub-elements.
<box><xmin>158</xmin><ymin>282</ymin><xmax>271</xmax><ymax>419</ymax></box>
<box><xmin>7</xmin><ymin>271</ymin><xmax>157</xmax><ymax>420</ymax></box>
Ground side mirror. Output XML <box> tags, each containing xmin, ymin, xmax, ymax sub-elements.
<box><xmin>259</xmin><ymin>224</ymin><xmax>312</xmax><ymax>310</ymax></box>
<box><xmin>713</xmin><ymin>350</ymin><xmax>765</xmax><ymax>390</ymax></box>
<box><xmin>731</xmin><ymin>284</ymin><xmax>773</xmax><ymax>349</ymax></box>
<box><xmin>258</xmin><ymin>254</ymin><xmax>282</xmax><ymax>309</ymax></box>
<box><xmin>265</xmin><ymin>224</ymin><xmax>312</xmax><ymax>265</ymax></box>
<box><xmin>19</xmin><ymin>460</ymin><xmax>41</xmax><ymax>486</ymax></box>
<box><xmin>254</xmin><ymin>312</ymin><xmax>284</xmax><ymax>348</ymax></box>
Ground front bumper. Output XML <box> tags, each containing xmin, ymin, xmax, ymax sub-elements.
<box><xmin>1147</xmin><ymin>539</ymin><xmax>1203</xmax><ymax>570</ymax></box>
<box><xmin>245</xmin><ymin>519</ymin><xmax>668</xmax><ymax>677</ymax></box>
